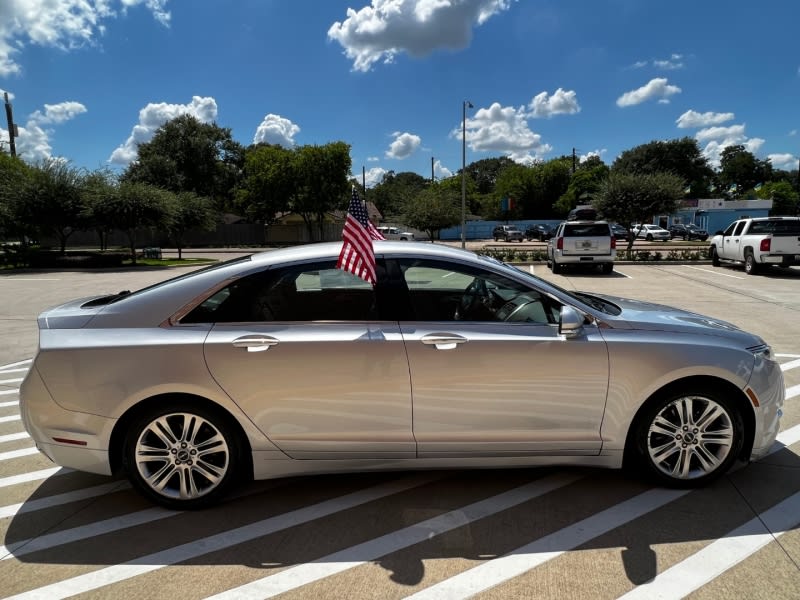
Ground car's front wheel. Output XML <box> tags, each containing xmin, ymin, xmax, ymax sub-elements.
<box><xmin>124</xmin><ymin>403</ymin><xmax>242</xmax><ymax>509</ymax></box>
<box><xmin>711</xmin><ymin>246</ymin><xmax>720</xmax><ymax>266</ymax></box>
<box><xmin>632</xmin><ymin>387</ymin><xmax>743</xmax><ymax>487</ymax></box>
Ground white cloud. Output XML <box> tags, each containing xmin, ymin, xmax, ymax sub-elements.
<box><xmin>452</xmin><ymin>101</ymin><xmax>551</xmax><ymax>164</ymax></box>
<box><xmin>653</xmin><ymin>53</ymin><xmax>684</xmax><ymax>70</ymax></box>
<box><xmin>327</xmin><ymin>0</ymin><xmax>513</xmax><ymax>72</ymax></box>
<box><xmin>434</xmin><ymin>159</ymin><xmax>452</xmax><ymax>179</ymax></box>
<box><xmin>0</xmin><ymin>0</ymin><xmax>172</xmax><ymax>77</ymax></box>
<box><xmin>109</xmin><ymin>95</ymin><xmax>217</xmax><ymax>165</ymax></box>
<box><xmin>580</xmin><ymin>149</ymin><xmax>606</xmax><ymax>162</ymax></box>
<box><xmin>367</xmin><ymin>156</ymin><xmax>380</xmax><ymax>161</ymax></box>
<box><xmin>253</xmin><ymin>114</ymin><xmax>300</xmax><ymax>147</ymax></box>
<box><xmin>676</xmin><ymin>109</ymin><xmax>735</xmax><ymax>129</ymax></box>
<box><xmin>616</xmin><ymin>78</ymin><xmax>681</xmax><ymax>107</ymax></box>
<box><xmin>631</xmin><ymin>60</ymin><xmax>647</xmax><ymax>69</ymax></box>
<box><xmin>528</xmin><ymin>88</ymin><xmax>580</xmax><ymax>118</ymax></box>
<box><xmin>386</xmin><ymin>131</ymin><xmax>421</xmax><ymax>159</ymax></box>
<box><xmin>767</xmin><ymin>153</ymin><xmax>798</xmax><ymax>170</ymax></box>
<box><xmin>360</xmin><ymin>166</ymin><xmax>388</xmax><ymax>187</ymax></box>
<box><xmin>789</xmin><ymin>129</ymin><xmax>797</xmax><ymax>137</ymax></box>
<box><xmin>695</xmin><ymin>124</ymin><xmax>746</xmax><ymax>144</ymax></box>
<box><xmin>0</xmin><ymin>99</ymin><xmax>87</xmax><ymax>162</ymax></box>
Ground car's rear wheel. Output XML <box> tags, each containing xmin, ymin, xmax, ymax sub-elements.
<box><xmin>124</xmin><ymin>403</ymin><xmax>241</xmax><ymax>509</ymax></box>
<box><xmin>551</xmin><ymin>260</ymin><xmax>561</xmax><ymax>274</ymax></box>
<box><xmin>744</xmin><ymin>253</ymin><xmax>759</xmax><ymax>275</ymax></box>
<box><xmin>601</xmin><ymin>262</ymin><xmax>613</xmax><ymax>274</ymax></box>
<box><xmin>632</xmin><ymin>387</ymin><xmax>743</xmax><ymax>487</ymax></box>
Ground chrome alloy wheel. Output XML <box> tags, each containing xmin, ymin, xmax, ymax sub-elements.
<box><xmin>646</xmin><ymin>395</ymin><xmax>735</xmax><ymax>480</ymax></box>
<box><xmin>134</xmin><ymin>412</ymin><xmax>230</xmax><ymax>500</ymax></box>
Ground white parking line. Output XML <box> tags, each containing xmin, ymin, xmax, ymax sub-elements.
<box><xmin>404</xmin><ymin>487</ymin><xmax>691</xmax><ymax>600</ymax></box>
<box><xmin>4</xmin><ymin>475</ymin><xmax>441</xmax><ymax>600</ymax></box>
<box><xmin>780</xmin><ymin>358</ymin><xmax>800</xmax><ymax>372</ymax></box>
<box><xmin>0</xmin><ymin>399</ymin><xmax>19</xmax><ymax>407</ymax></box>
<box><xmin>0</xmin><ymin>467</ymin><xmax>66</xmax><ymax>489</ymax></box>
<box><xmin>786</xmin><ymin>384</ymin><xmax>800</xmax><ymax>400</ymax></box>
<box><xmin>0</xmin><ymin>447</ymin><xmax>38</xmax><ymax>462</ymax></box>
<box><xmin>206</xmin><ymin>474</ymin><xmax>581</xmax><ymax>600</ymax></box>
<box><xmin>0</xmin><ymin>415</ymin><xmax>21</xmax><ymax>423</ymax></box>
<box><xmin>682</xmin><ymin>265</ymin><xmax>744</xmax><ymax>279</ymax></box>
<box><xmin>0</xmin><ymin>378</ymin><xmax>23</xmax><ymax>385</ymax></box>
<box><xmin>0</xmin><ymin>368</ymin><xmax>28</xmax><ymax>375</ymax></box>
<box><xmin>0</xmin><ymin>389</ymin><xmax>19</xmax><ymax>396</ymax></box>
<box><xmin>0</xmin><ymin>481</ymin><xmax>131</xmax><ymax>519</ymax></box>
<box><xmin>615</xmin><ymin>269</ymin><xmax>632</xmax><ymax>279</ymax></box>
<box><xmin>776</xmin><ymin>354</ymin><xmax>800</xmax><ymax>358</ymax></box>
<box><xmin>618</xmin><ymin>491</ymin><xmax>800</xmax><ymax>600</ymax></box>
<box><xmin>0</xmin><ymin>359</ymin><xmax>31</xmax><ymax>370</ymax></box>
<box><xmin>0</xmin><ymin>432</ymin><xmax>28</xmax><ymax>444</ymax></box>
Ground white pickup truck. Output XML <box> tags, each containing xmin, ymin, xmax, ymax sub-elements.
<box><xmin>709</xmin><ymin>216</ymin><xmax>800</xmax><ymax>274</ymax></box>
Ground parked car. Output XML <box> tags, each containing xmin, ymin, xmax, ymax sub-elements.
<box><xmin>709</xmin><ymin>216</ymin><xmax>800</xmax><ymax>274</ymax></box>
<box><xmin>376</xmin><ymin>226</ymin><xmax>415</xmax><ymax>241</ymax></box>
<box><xmin>524</xmin><ymin>223</ymin><xmax>554</xmax><ymax>241</ymax></box>
<box><xmin>610</xmin><ymin>223</ymin><xmax>631</xmax><ymax>241</ymax></box>
<box><xmin>631</xmin><ymin>224</ymin><xmax>671</xmax><ymax>241</ymax></box>
<box><xmin>20</xmin><ymin>242</ymin><xmax>784</xmax><ymax>508</ymax></box>
<box><xmin>547</xmin><ymin>221</ymin><xmax>616</xmax><ymax>274</ymax></box>
<box><xmin>492</xmin><ymin>224</ymin><xmax>524</xmax><ymax>242</ymax></box>
<box><xmin>669</xmin><ymin>223</ymin><xmax>709</xmax><ymax>241</ymax></box>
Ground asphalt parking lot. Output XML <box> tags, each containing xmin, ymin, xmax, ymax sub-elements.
<box><xmin>1</xmin><ymin>252</ymin><xmax>799</xmax><ymax>599</ymax></box>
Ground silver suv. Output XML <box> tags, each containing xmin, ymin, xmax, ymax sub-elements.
<box><xmin>547</xmin><ymin>221</ymin><xmax>616</xmax><ymax>274</ymax></box>
<box><xmin>492</xmin><ymin>224</ymin><xmax>524</xmax><ymax>242</ymax></box>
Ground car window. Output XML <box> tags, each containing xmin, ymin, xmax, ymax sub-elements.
<box><xmin>733</xmin><ymin>222</ymin><xmax>747</xmax><ymax>236</ymax></box>
<box><xmin>182</xmin><ymin>260</ymin><xmax>376</xmax><ymax>323</ymax></box>
<box><xmin>723</xmin><ymin>223</ymin><xmax>736</xmax><ymax>236</ymax></box>
<box><xmin>563</xmin><ymin>224</ymin><xmax>610</xmax><ymax>237</ymax></box>
<box><xmin>748</xmin><ymin>220</ymin><xmax>800</xmax><ymax>235</ymax></box>
<box><xmin>398</xmin><ymin>258</ymin><xmax>556</xmax><ymax>323</ymax></box>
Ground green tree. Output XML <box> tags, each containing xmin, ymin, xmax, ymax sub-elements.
<box><xmin>236</xmin><ymin>144</ymin><xmax>297</xmax><ymax>224</ymax></box>
<box><xmin>613</xmin><ymin>137</ymin><xmax>712</xmax><ymax>197</ymax></box>
<box><xmin>370</xmin><ymin>170</ymin><xmax>429</xmax><ymax>219</ymax></box>
<box><xmin>555</xmin><ymin>160</ymin><xmax>610</xmax><ymax>215</ymax></box>
<box><xmin>17</xmin><ymin>159</ymin><xmax>88</xmax><ymax>253</ymax></box>
<box><xmin>594</xmin><ymin>172</ymin><xmax>684</xmax><ymax>251</ymax></box>
<box><xmin>122</xmin><ymin>114</ymin><xmax>245</xmax><ymax>210</ymax></box>
<box><xmin>93</xmin><ymin>181</ymin><xmax>174</xmax><ymax>264</ymax></box>
<box><xmin>293</xmin><ymin>142</ymin><xmax>352</xmax><ymax>240</ymax></box>
<box><xmin>464</xmin><ymin>157</ymin><xmax>515</xmax><ymax>195</ymax></box>
<box><xmin>0</xmin><ymin>153</ymin><xmax>33</xmax><ymax>243</ymax></box>
<box><xmin>718</xmin><ymin>145</ymin><xmax>772</xmax><ymax>198</ymax></box>
<box><xmin>80</xmin><ymin>168</ymin><xmax>119</xmax><ymax>251</ymax></box>
<box><xmin>403</xmin><ymin>181</ymin><xmax>460</xmax><ymax>241</ymax></box>
<box><xmin>168</xmin><ymin>191</ymin><xmax>218</xmax><ymax>259</ymax></box>
<box><xmin>756</xmin><ymin>181</ymin><xmax>799</xmax><ymax>215</ymax></box>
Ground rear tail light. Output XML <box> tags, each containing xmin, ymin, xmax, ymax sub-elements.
<box><xmin>557</xmin><ymin>237</ymin><xmax>564</xmax><ymax>250</ymax></box>
<box><xmin>760</xmin><ymin>238</ymin><xmax>771</xmax><ymax>252</ymax></box>
<box><xmin>611</xmin><ymin>237</ymin><xmax>616</xmax><ymax>249</ymax></box>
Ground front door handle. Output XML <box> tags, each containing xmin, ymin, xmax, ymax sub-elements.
<box><xmin>232</xmin><ymin>335</ymin><xmax>279</xmax><ymax>352</ymax></box>
<box><xmin>420</xmin><ymin>333</ymin><xmax>468</xmax><ymax>351</ymax></box>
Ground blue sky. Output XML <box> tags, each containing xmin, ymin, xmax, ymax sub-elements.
<box><xmin>1</xmin><ymin>0</ymin><xmax>799</xmax><ymax>187</ymax></box>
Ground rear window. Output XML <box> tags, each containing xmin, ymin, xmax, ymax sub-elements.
<box><xmin>562</xmin><ymin>224</ymin><xmax>610</xmax><ymax>237</ymax></box>
<box><xmin>748</xmin><ymin>220</ymin><xmax>800</xmax><ymax>236</ymax></box>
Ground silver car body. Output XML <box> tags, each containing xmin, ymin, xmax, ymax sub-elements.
<box><xmin>20</xmin><ymin>242</ymin><xmax>783</xmax><ymax>491</ymax></box>
<box><xmin>632</xmin><ymin>224</ymin><xmax>671</xmax><ymax>241</ymax></box>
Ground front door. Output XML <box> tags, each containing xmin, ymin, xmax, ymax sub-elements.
<box><xmin>393</xmin><ymin>258</ymin><xmax>609</xmax><ymax>457</ymax></box>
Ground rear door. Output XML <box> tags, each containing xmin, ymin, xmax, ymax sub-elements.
<box><xmin>198</xmin><ymin>260</ymin><xmax>415</xmax><ymax>459</ymax></box>
<box><xmin>561</xmin><ymin>223</ymin><xmax>612</xmax><ymax>259</ymax></box>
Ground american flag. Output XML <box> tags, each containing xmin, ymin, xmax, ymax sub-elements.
<box><xmin>337</xmin><ymin>188</ymin><xmax>385</xmax><ymax>285</ymax></box>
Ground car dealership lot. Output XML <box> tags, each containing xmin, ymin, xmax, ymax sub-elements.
<box><xmin>1</xmin><ymin>260</ymin><xmax>799</xmax><ymax>599</ymax></box>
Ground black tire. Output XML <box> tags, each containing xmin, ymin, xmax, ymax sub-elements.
<box><xmin>551</xmin><ymin>260</ymin><xmax>561</xmax><ymax>274</ymax></box>
<box><xmin>646</xmin><ymin>234</ymin><xmax>654</xmax><ymax>241</ymax></box>
<box><xmin>744</xmin><ymin>253</ymin><xmax>759</xmax><ymax>275</ymax></box>
<box><xmin>601</xmin><ymin>262</ymin><xmax>613</xmax><ymax>274</ymax></box>
<box><xmin>630</xmin><ymin>386</ymin><xmax>743</xmax><ymax>487</ymax></box>
<box><xmin>494</xmin><ymin>236</ymin><xmax>498</xmax><ymax>242</ymax></box>
<box><xmin>711</xmin><ymin>247</ymin><xmax>720</xmax><ymax>267</ymax></box>
<box><xmin>123</xmin><ymin>403</ymin><xmax>242</xmax><ymax>509</ymax></box>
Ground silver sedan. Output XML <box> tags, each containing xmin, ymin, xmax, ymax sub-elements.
<box><xmin>20</xmin><ymin>242</ymin><xmax>784</xmax><ymax>509</ymax></box>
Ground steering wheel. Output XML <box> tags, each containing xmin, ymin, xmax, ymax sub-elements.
<box><xmin>455</xmin><ymin>277</ymin><xmax>490</xmax><ymax>320</ymax></box>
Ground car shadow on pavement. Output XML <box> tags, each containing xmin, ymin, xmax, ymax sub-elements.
<box><xmin>5</xmin><ymin>443</ymin><xmax>800</xmax><ymax>590</ymax></box>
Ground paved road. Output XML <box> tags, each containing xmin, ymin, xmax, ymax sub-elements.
<box><xmin>0</xmin><ymin>260</ymin><xmax>798</xmax><ymax>599</ymax></box>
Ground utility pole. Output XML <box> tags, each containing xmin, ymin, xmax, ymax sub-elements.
<box><xmin>572</xmin><ymin>147</ymin><xmax>577</xmax><ymax>173</ymax></box>
<box><xmin>4</xmin><ymin>92</ymin><xmax>17</xmax><ymax>157</ymax></box>
<box><xmin>431</xmin><ymin>157</ymin><xmax>434</xmax><ymax>182</ymax></box>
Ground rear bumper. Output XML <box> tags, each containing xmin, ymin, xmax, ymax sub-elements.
<box><xmin>760</xmin><ymin>254</ymin><xmax>799</xmax><ymax>266</ymax></box>
<box><xmin>553</xmin><ymin>251</ymin><xmax>616</xmax><ymax>264</ymax></box>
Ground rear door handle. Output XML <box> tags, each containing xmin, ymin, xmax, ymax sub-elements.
<box><xmin>420</xmin><ymin>333</ymin><xmax>468</xmax><ymax>351</ymax></box>
<box><xmin>232</xmin><ymin>335</ymin><xmax>279</xmax><ymax>352</ymax></box>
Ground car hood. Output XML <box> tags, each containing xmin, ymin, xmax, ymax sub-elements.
<box><xmin>593</xmin><ymin>294</ymin><xmax>763</xmax><ymax>345</ymax></box>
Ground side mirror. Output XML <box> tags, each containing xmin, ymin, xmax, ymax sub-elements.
<box><xmin>559</xmin><ymin>305</ymin><xmax>585</xmax><ymax>339</ymax></box>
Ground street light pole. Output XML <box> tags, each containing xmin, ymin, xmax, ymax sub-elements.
<box><xmin>461</xmin><ymin>100</ymin><xmax>473</xmax><ymax>249</ymax></box>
